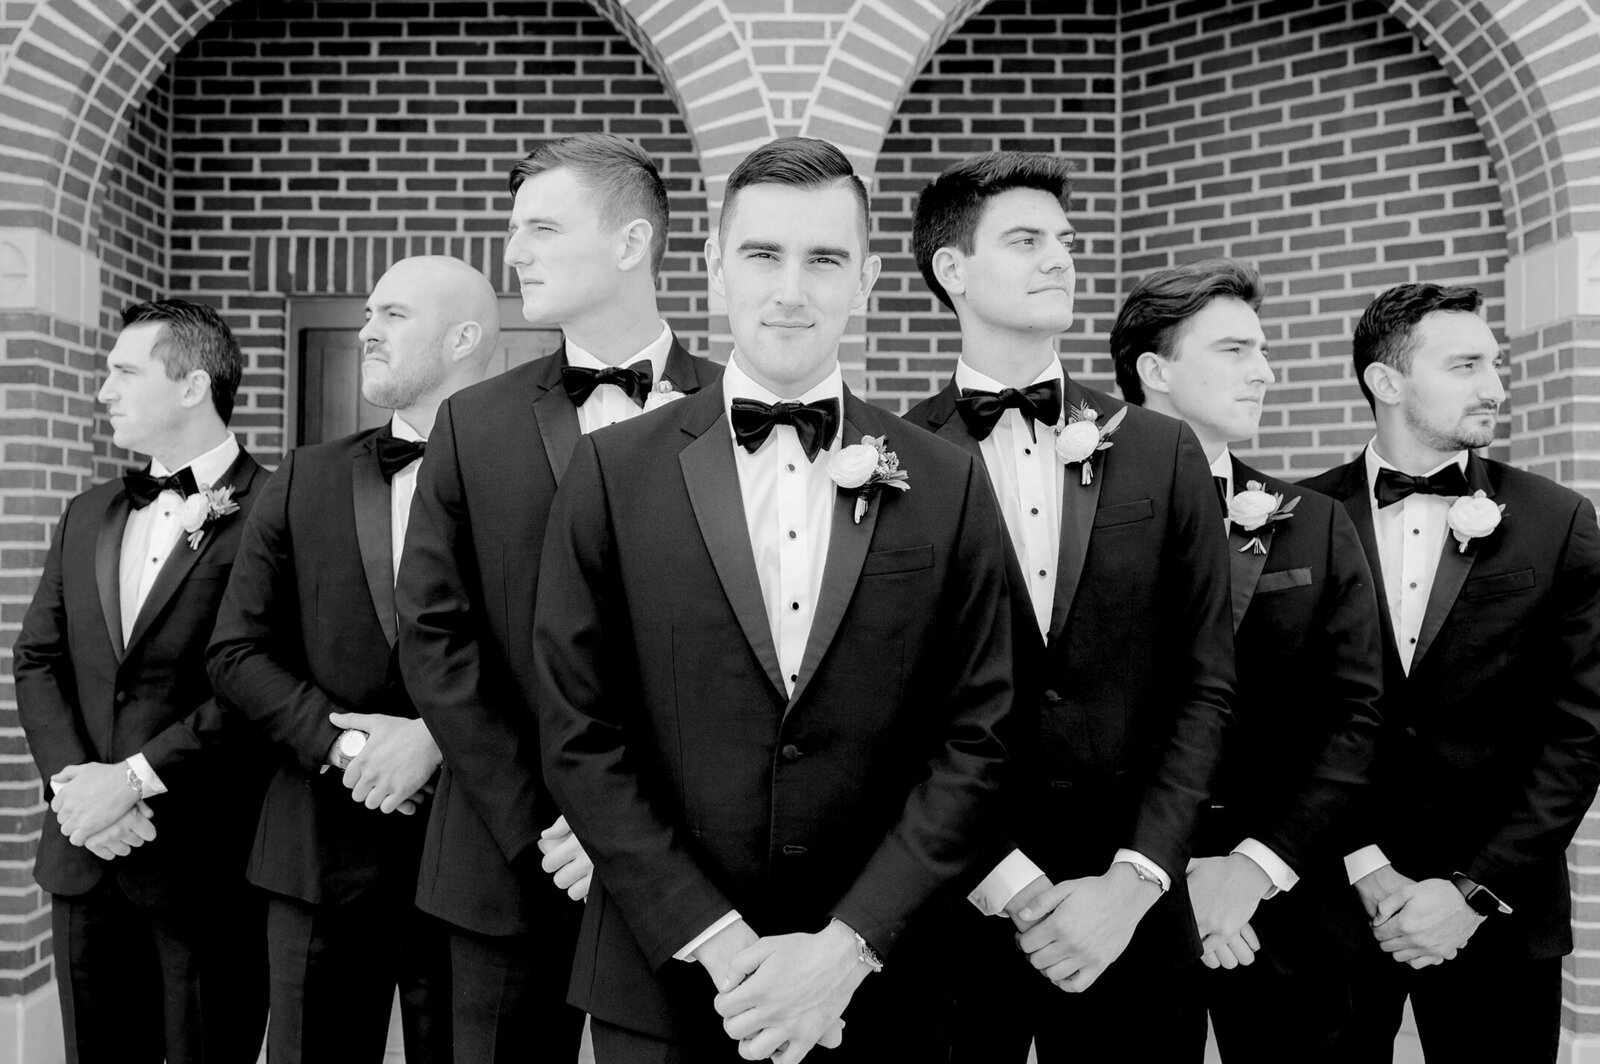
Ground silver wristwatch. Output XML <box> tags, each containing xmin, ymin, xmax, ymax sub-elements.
<box><xmin>329</xmin><ymin>728</ymin><xmax>368</xmax><ymax>770</ymax></box>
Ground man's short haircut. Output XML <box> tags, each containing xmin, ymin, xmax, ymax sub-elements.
<box><xmin>911</xmin><ymin>151</ymin><xmax>1075</xmax><ymax>312</ymax></box>
<box><xmin>508</xmin><ymin>134</ymin><xmax>670</xmax><ymax>277</ymax></box>
<box><xmin>719</xmin><ymin>137</ymin><xmax>869</xmax><ymax>247</ymax></box>
<box><xmin>1111</xmin><ymin>259</ymin><xmax>1265</xmax><ymax>406</ymax></box>
<box><xmin>1352</xmin><ymin>283</ymin><xmax>1485</xmax><ymax>409</ymax></box>
<box><xmin>121</xmin><ymin>299</ymin><xmax>243</xmax><ymax>424</ymax></box>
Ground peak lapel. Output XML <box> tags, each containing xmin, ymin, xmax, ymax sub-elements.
<box><xmin>1226</xmin><ymin>457</ymin><xmax>1270</xmax><ymax>631</ymax></box>
<box><xmin>533</xmin><ymin>345</ymin><xmax>581</xmax><ymax>483</ymax></box>
<box><xmin>1411</xmin><ymin>454</ymin><xmax>1494</xmax><ymax>671</ymax></box>
<box><xmin>95</xmin><ymin>488</ymin><xmax>131</xmax><ymax>661</ymax></box>
<box><xmin>678</xmin><ymin>382</ymin><xmax>788</xmax><ymax>700</ymax></box>
<box><xmin>1046</xmin><ymin>382</ymin><xmax>1102</xmax><ymax>648</ymax></box>
<box><xmin>1334</xmin><ymin>456</ymin><xmax>1401</xmax><ymax>663</ymax></box>
<box><xmin>352</xmin><ymin>437</ymin><xmax>398</xmax><ymax>646</ymax></box>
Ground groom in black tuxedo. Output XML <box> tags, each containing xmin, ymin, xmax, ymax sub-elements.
<box><xmin>1113</xmin><ymin>259</ymin><xmax>1384</xmax><ymax>1061</ymax></box>
<box><xmin>207</xmin><ymin>256</ymin><xmax>500</xmax><ymax>1062</ymax></box>
<box><xmin>902</xmin><ymin>152</ymin><xmax>1235</xmax><ymax>1059</ymax></box>
<box><xmin>536</xmin><ymin>137</ymin><xmax>1016</xmax><ymax>1063</ymax></box>
<box><xmin>395</xmin><ymin>134</ymin><xmax>720</xmax><ymax>1062</ymax></box>
<box><xmin>1302</xmin><ymin>283</ymin><xmax>1600</xmax><ymax>1062</ymax></box>
<box><xmin>14</xmin><ymin>299</ymin><xmax>269</xmax><ymax>1063</ymax></box>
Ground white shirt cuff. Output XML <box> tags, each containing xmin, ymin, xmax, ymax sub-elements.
<box><xmin>125</xmin><ymin>754</ymin><xmax>167</xmax><ymax>797</ymax></box>
<box><xmin>1344</xmin><ymin>845</ymin><xmax>1391</xmax><ymax>885</ymax></box>
<box><xmin>674</xmin><ymin>910</ymin><xmax>743</xmax><ymax>962</ymax></box>
<box><xmin>1232</xmin><ymin>838</ymin><xmax>1297</xmax><ymax>897</ymax></box>
<box><xmin>1112</xmin><ymin>848</ymin><xmax>1171</xmax><ymax>892</ymax></box>
<box><xmin>967</xmin><ymin>849</ymin><xmax>1047</xmax><ymax>916</ymax></box>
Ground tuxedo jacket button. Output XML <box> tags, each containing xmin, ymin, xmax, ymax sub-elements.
<box><xmin>113</xmin><ymin>690</ymin><xmax>130</xmax><ymax>706</ymax></box>
<box><xmin>780</xmin><ymin>744</ymin><xmax>802</xmax><ymax>762</ymax></box>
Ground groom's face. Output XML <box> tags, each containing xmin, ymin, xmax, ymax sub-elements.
<box><xmin>708</xmin><ymin>180</ymin><xmax>880</xmax><ymax>398</ymax></box>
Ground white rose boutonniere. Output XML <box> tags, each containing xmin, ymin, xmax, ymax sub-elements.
<box><xmin>182</xmin><ymin>484</ymin><xmax>241</xmax><ymax>550</ymax></box>
<box><xmin>642</xmin><ymin>380</ymin><xmax>686</xmax><ymax>413</ymax></box>
<box><xmin>1446</xmin><ymin>490</ymin><xmax>1505</xmax><ymax>553</ymax></box>
<box><xmin>1054</xmin><ymin>401</ymin><xmax>1127</xmax><ymax>486</ymax></box>
<box><xmin>828</xmin><ymin>434</ymin><xmax>909</xmax><ymax>523</ymax></box>
<box><xmin>1228</xmin><ymin>481</ymin><xmax>1298</xmax><ymax>555</ymax></box>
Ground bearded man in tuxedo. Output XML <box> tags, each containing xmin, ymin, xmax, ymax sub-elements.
<box><xmin>15</xmin><ymin>299</ymin><xmax>270</xmax><ymax>1063</ymax></box>
<box><xmin>536</xmin><ymin>136</ymin><xmax>1016</xmax><ymax>1063</ymax></box>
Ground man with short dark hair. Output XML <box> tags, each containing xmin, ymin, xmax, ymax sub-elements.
<box><xmin>1303</xmin><ymin>283</ymin><xmax>1600</xmax><ymax>1062</ymax></box>
<box><xmin>15</xmin><ymin>299</ymin><xmax>270</xmax><ymax>1063</ymax></box>
<box><xmin>396</xmin><ymin>134</ymin><xmax>720</xmax><ymax>1062</ymax></box>
<box><xmin>903</xmin><ymin>151</ymin><xmax>1235</xmax><ymax>1060</ymax></box>
<box><xmin>208</xmin><ymin>256</ymin><xmax>501</xmax><ymax>1063</ymax></box>
<box><xmin>1115</xmin><ymin>258</ymin><xmax>1384</xmax><ymax>1061</ymax></box>
<box><xmin>536</xmin><ymin>136</ymin><xmax>1016</xmax><ymax>1063</ymax></box>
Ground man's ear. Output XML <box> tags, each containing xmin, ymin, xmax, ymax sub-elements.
<box><xmin>931</xmin><ymin>246</ymin><xmax>964</xmax><ymax>302</ymax></box>
<box><xmin>1135</xmin><ymin>351</ymin><xmax>1170</xmax><ymax>396</ymax></box>
<box><xmin>180</xmin><ymin>370</ymin><xmax>213</xmax><ymax>411</ymax></box>
<box><xmin>449</xmin><ymin>321</ymin><xmax>484</xmax><ymax>363</ymax></box>
<box><xmin>1365</xmin><ymin>361</ymin><xmax>1403</xmax><ymax>408</ymax></box>
<box><xmin>618</xmin><ymin>218</ymin><xmax>653</xmax><ymax>274</ymax></box>
<box><xmin>851</xmin><ymin>254</ymin><xmax>883</xmax><ymax>311</ymax></box>
<box><xmin>704</xmin><ymin>237</ymin><xmax>725</xmax><ymax>299</ymax></box>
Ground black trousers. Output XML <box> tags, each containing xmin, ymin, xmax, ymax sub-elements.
<box><xmin>1335</xmin><ymin>939</ymin><xmax>1562</xmax><ymax>1062</ymax></box>
<box><xmin>447</xmin><ymin>919</ymin><xmax>587</xmax><ymax>1064</ymax></box>
<box><xmin>265</xmin><ymin>877</ymin><xmax>451</xmax><ymax>1064</ymax></box>
<box><xmin>52</xmin><ymin>879</ymin><xmax>267</xmax><ymax>1064</ymax></box>
<box><xmin>1176</xmin><ymin>949</ymin><xmax>1355</xmax><ymax>1063</ymax></box>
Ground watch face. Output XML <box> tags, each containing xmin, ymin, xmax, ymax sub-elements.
<box><xmin>338</xmin><ymin>730</ymin><xmax>367</xmax><ymax>758</ymax></box>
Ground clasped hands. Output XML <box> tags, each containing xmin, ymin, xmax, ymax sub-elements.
<box><xmin>328</xmin><ymin>711</ymin><xmax>441</xmax><ymax>815</ymax></box>
<box><xmin>696</xmin><ymin>917</ymin><xmax>864</xmax><ymax>1062</ymax></box>
<box><xmin>1003</xmin><ymin>863</ymin><xmax>1161</xmax><ymax>993</ymax></box>
<box><xmin>50</xmin><ymin>761</ymin><xmax>157</xmax><ymax>860</ymax></box>
<box><xmin>1354</xmin><ymin>864</ymin><xmax>1483</xmax><ymax>968</ymax></box>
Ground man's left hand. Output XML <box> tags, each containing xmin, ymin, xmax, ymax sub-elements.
<box><xmin>537</xmin><ymin>815</ymin><xmax>593</xmax><ymax>901</ymax></box>
<box><xmin>50</xmin><ymin>762</ymin><xmax>140</xmax><ymax>844</ymax></box>
<box><xmin>713</xmin><ymin>920</ymin><xmax>870</xmax><ymax>1062</ymax></box>
<box><xmin>330</xmin><ymin>712</ymin><xmax>442</xmax><ymax>814</ymax></box>
<box><xmin>1372</xmin><ymin>877</ymin><xmax>1484</xmax><ymax>967</ymax></box>
<box><xmin>1015</xmin><ymin>863</ymin><xmax>1161</xmax><ymax>993</ymax></box>
<box><xmin>1188</xmin><ymin>854</ymin><xmax>1272</xmax><ymax>964</ymax></box>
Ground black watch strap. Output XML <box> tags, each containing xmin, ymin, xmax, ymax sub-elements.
<box><xmin>1451</xmin><ymin>872</ymin><xmax>1512</xmax><ymax>916</ymax></box>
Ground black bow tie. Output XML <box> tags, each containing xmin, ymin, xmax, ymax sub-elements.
<box><xmin>730</xmin><ymin>397</ymin><xmax>840</xmax><ymax>463</ymax></box>
<box><xmin>375</xmin><ymin>435</ymin><xmax>426</xmax><ymax>482</ymax></box>
<box><xmin>123</xmin><ymin>467</ymin><xmax>200</xmax><ymax>510</ymax></box>
<box><xmin>561</xmin><ymin>362</ymin><xmax>653</xmax><ymax>408</ymax></box>
<box><xmin>954</xmin><ymin>380</ymin><xmax>1063</xmax><ymax>443</ymax></box>
<box><xmin>1374</xmin><ymin>464</ymin><xmax>1470</xmax><ymax>508</ymax></box>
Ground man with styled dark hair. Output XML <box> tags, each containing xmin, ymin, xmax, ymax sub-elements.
<box><xmin>903</xmin><ymin>151</ymin><xmax>1235</xmax><ymax>1060</ymax></box>
<box><xmin>208</xmin><ymin>257</ymin><xmax>501</xmax><ymax>1063</ymax></box>
<box><xmin>1115</xmin><ymin>259</ymin><xmax>1384</xmax><ymax>1061</ymax></box>
<box><xmin>1303</xmin><ymin>283</ymin><xmax>1600</xmax><ymax>1061</ymax></box>
<box><xmin>536</xmin><ymin>136</ymin><xmax>1016</xmax><ymax>1062</ymax></box>
<box><xmin>15</xmin><ymin>298</ymin><xmax>269</xmax><ymax>1063</ymax></box>
<box><xmin>395</xmin><ymin>135</ymin><xmax>719</xmax><ymax>1062</ymax></box>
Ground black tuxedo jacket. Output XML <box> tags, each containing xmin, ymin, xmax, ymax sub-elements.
<box><xmin>536</xmin><ymin>382</ymin><xmax>1015</xmax><ymax>1039</ymax></box>
<box><xmin>396</xmin><ymin>337</ymin><xmax>719</xmax><ymax>936</ymax></box>
<box><xmin>15</xmin><ymin>449</ymin><xmax>270</xmax><ymax>905</ymax></box>
<box><xmin>1302</xmin><ymin>452</ymin><xmax>1600</xmax><ymax>959</ymax></box>
<box><xmin>207</xmin><ymin>426</ymin><xmax>426</xmax><ymax>906</ymax></box>
<box><xmin>905</xmin><ymin>376</ymin><xmax>1235</xmax><ymax>970</ymax></box>
<box><xmin>1195</xmin><ymin>458</ymin><xmax>1384</xmax><ymax>961</ymax></box>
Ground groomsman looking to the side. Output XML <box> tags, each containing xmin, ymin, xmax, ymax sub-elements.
<box><xmin>1113</xmin><ymin>259</ymin><xmax>1384</xmax><ymax>1061</ymax></box>
<box><xmin>207</xmin><ymin>256</ymin><xmax>499</xmax><ymax>1063</ymax></box>
<box><xmin>395</xmin><ymin>135</ymin><xmax>721</xmax><ymax>1063</ymax></box>
<box><xmin>1301</xmin><ymin>284</ymin><xmax>1600</xmax><ymax>1062</ymax></box>
<box><xmin>902</xmin><ymin>151</ymin><xmax>1235</xmax><ymax>1059</ymax></box>
<box><xmin>14</xmin><ymin>299</ymin><xmax>270</xmax><ymax>1063</ymax></box>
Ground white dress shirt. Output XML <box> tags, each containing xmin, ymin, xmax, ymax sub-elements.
<box><xmin>566</xmin><ymin>321</ymin><xmax>674</xmax><ymax>435</ymax></box>
<box><xmin>954</xmin><ymin>358</ymin><xmax>1064</xmax><ymax>638</ymax></box>
<box><xmin>1344</xmin><ymin>440</ymin><xmax>1470</xmax><ymax>884</ymax></box>
<box><xmin>675</xmin><ymin>353</ymin><xmax>844</xmax><ymax>961</ymax></box>
<box><xmin>1204</xmin><ymin>448</ymin><xmax>1297</xmax><ymax>897</ymax></box>
<box><xmin>120</xmin><ymin>432</ymin><xmax>241</xmax><ymax>796</ymax></box>
<box><xmin>388</xmin><ymin>413</ymin><xmax>425</xmax><ymax>581</ymax></box>
<box><xmin>964</xmin><ymin>366</ymin><xmax>1169</xmax><ymax>915</ymax></box>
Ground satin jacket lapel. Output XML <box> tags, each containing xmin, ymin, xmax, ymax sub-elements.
<box><xmin>125</xmin><ymin>452</ymin><xmax>259</xmax><ymax>655</ymax></box>
<box><xmin>925</xmin><ymin>382</ymin><xmax>985</xmax><ymax>462</ymax></box>
<box><xmin>1336</xmin><ymin>457</ymin><xmax>1401</xmax><ymax>663</ymax></box>
<box><xmin>786</xmin><ymin>399</ymin><xmax>879</xmax><ymax>715</ymax></box>
<box><xmin>678</xmin><ymin>382</ymin><xmax>787</xmax><ymax>699</ymax></box>
<box><xmin>352</xmin><ymin>438</ymin><xmax>398</xmax><ymax>646</ymax></box>
<box><xmin>1046</xmin><ymin>381</ymin><xmax>1102</xmax><ymax>648</ymax></box>
<box><xmin>1411</xmin><ymin>453</ymin><xmax>1495</xmax><ymax>671</ymax></box>
<box><xmin>533</xmin><ymin>344</ymin><xmax>581</xmax><ymax>483</ymax></box>
<box><xmin>1226</xmin><ymin>456</ymin><xmax>1270</xmax><ymax>631</ymax></box>
<box><xmin>662</xmin><ymin>337</ymin><xmax>710</xmax><ymax>394</ymax></box>
<box><xmin>95</xmin><ymin>489</ymin><xmax>130</xmax><ymax>661</ymax></box>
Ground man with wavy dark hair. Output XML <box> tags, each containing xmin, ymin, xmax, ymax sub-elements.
<box><xmin>1116</xmin><ymin>259</ymin><xmax>1384</xmax><ymax>1061</ymax></box>
<box><xmin>904</xmin><ymin>152</ymin><xmax>1235</xmax><ymax>1060</ymax></box>
<box><xmin>1303</xmin><ymin>283</ymin><xmax>1600</xmax><ymax>1061</ymax></box>
<box><xmin>15</xmin><ymin>298</ymin><xmax>269</xmax><ymax>1063</ymax></box>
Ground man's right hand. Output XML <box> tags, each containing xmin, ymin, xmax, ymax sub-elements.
<box><xmin>694</xmin><ymin>918</ymin><xmax>762</xmax><ymax>994</ymax></box>
<box><xmin>1354</xmin><ymin>864</ymin><xmax>1414</xmax><ymax>922</ymax></box>
<box><xmin>82</xmin><ymin>801</ymin><xmax>158</xmax><ymax>861</ymax></box>
<box><xmin>1003</xmin><ymin>874</ymin><xmax>1053</xmax><ymax>932</ymax></box>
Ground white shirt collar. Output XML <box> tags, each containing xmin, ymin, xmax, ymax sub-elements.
<box><xmin>564</xmin><ymin>320</ymin><xmax>673</xmax><ymax>383</ymax></box>
<box><xmin>390</xmin><ymin>412</ymin><xmax>425</xmax><ymax>443</ymax></box>
<box><xmin>1363</xmin><ymin>437</ymin><xmax>1468</xmax><ymax>495</ymax></box>
<box><xmin>149</xmin><ymin>432</ymin><xmax>239</xmax><ymax>490</ymax></box>
<box><xmin>722</xmin><ymin>353</ymin><xmax>844</xmax><ymax>416</ymax></box>
<box><xmin>953</xmin><ymin>356</ymin><xmax>1064</xmax><ymax>400</ymax></box>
